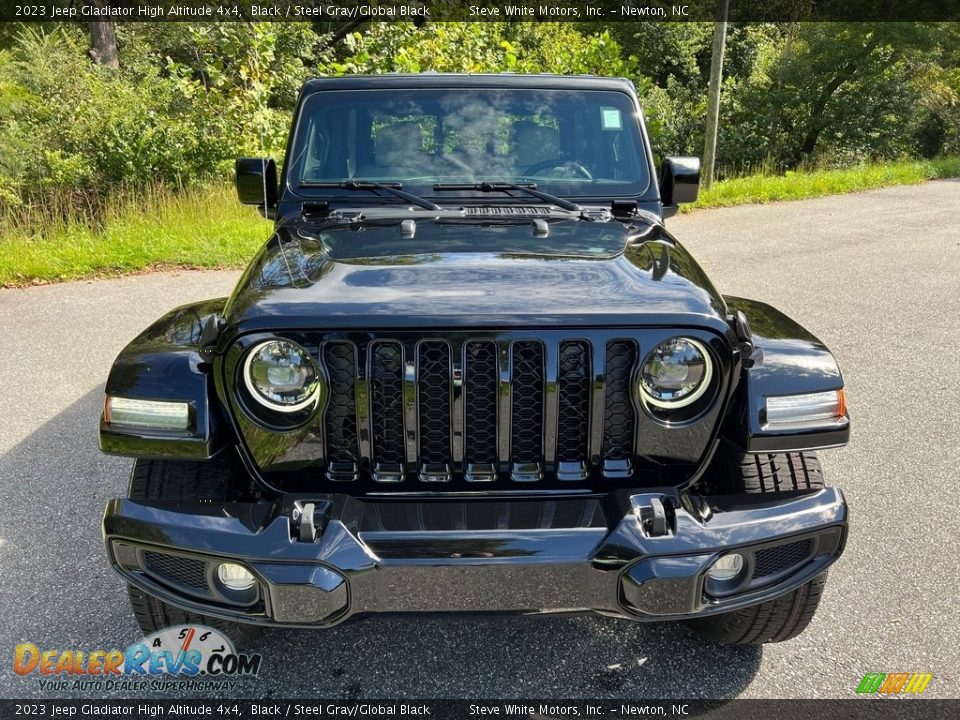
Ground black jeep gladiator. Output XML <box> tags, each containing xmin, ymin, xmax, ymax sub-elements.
<box><xmin>100</xmin><ymin>74</ymin><xmax>849</xmax><ymax>645</ymax></box>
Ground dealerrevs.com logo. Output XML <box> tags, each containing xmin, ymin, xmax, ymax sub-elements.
<box><xmin>13</xmin><ymin>625</ymin><xmax>261</xmax><ymax>692</ymax></box>
<box><xmin>857</xmin><ymin>672</ymin><xmax>933</xmax><ymax>695</ymax></box>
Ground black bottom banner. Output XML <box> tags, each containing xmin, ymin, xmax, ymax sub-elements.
<box><xmin>0</xmin><ymin>700</ymin><xmax>957</xmax><ymax>720</ymax></box>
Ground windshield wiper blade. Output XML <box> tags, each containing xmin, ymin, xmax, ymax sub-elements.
<box><xmin>299</xmin><ymin>180</ymin><xmax>441</xmax><ymax>211</ymax></box>
<box><xmin>432</xmin><ymin>181</ymin><xmax>582</xmax><ymax>212</ymax></box>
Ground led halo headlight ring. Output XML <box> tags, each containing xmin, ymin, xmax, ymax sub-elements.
<box><xmin>242</xmin><ymin>338</ymin><xmax>323</xmax><ymax>414</ymax></box>
<box><xmin>638</xmin><ymin>337</ymin><xmax>714</xmax><ymax>410</ymax></box>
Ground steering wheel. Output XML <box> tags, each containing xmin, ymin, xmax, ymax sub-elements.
<box><xmin>523</xmin><ymin>159</ymin><xmax>593</xmax><ymax>180</ymax></box>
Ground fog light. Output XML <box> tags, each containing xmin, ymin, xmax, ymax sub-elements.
<box><xmin>707</xmin><ymin>553</ymin><xmax>744</xmax><ymax>582</ymax></box>
<box><xmin>217</xmin><ymin>563</ymin><xmax>255</xmax><ymax>591</ymax></box>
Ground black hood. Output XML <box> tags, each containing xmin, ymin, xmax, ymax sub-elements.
<box><xmin>222</xmin><ymin>214</ymin><xmax>729</xmax><ymax>333</ymax></box>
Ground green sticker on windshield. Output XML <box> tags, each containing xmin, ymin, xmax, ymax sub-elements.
<box><xmin>601</xmin><ymin>107</ymin><xmax>622</xmax><ymax>130</ymax></box>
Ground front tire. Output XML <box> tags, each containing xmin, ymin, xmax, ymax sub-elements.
<box><xmin>687</xmin><ymin>572</ymin><xmax>827</xmax><ymax>645</ymax></box>
<box><xmin>688</xmin><ymin>449</ymin><xmax>829</xmax><ymax>645</ymax></box>
<box><xmin>125</xmin><ymin>458</ymin><xmax>259</xmax><ymax>645</ymax></box>
<box><xmin>126</xmin><ymin>583</ymin><xmax>259</xmax><ymax>644</ymax></box>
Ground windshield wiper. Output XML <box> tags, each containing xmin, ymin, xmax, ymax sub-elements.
<box><xmin>432</xmin><ymin>181</ymin><xmax>582</xmax><ymax>213</ymax></box>
<box><xmin>299</xmin><ymin>180</ymin><xmax>441</xmax><ymax>211</ymax></box>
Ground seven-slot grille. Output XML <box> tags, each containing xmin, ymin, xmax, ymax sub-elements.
<box><xmin>319</xmin><ymin>337</ymin><xmax>640</xmax><ymax>484</ymax></box>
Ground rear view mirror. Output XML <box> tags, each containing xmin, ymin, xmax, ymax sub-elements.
<box><xmin>236</xmin><ymin>157</ymin><xmax>278</xmax><ymax>217</ymax></box>
<box><xmin>660</xmin><ymin>156</ymin><xmax>701</xmax><ymax>217</ymax></box>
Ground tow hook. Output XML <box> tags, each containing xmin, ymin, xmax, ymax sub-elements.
<box><xmin>291</xmin><ymin>500</ymin><xmax>330</xmax><ymax>542</ymax></box>
<box><xmin>638</xmin><ymin>497</ymin><xmax>673</xmax><ymax>538</ymax></box>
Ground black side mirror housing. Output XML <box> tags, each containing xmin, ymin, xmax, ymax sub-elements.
<box><xmin>660</xmin><ymin>156</ymin><xmax>701</xmax><ymax>218</ymax></box>
<box><xmin>236</xmin><ymin>157</ymin><xmax>278</xmax><ymax>217</ymax></box>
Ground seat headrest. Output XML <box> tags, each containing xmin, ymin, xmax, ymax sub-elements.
<box><xmin>375</xmin><ymin>122</ymin><xmax>426</xmax><ymax>166</ymax></box>
<box><xmin>512</xmin><ymin>121</ymin><xmax>561</xmax><ymax>168</ymax></box>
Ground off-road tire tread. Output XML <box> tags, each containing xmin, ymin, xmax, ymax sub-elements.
<box><xmin>729</xmin><ymin>450</ymin><xmax>823</xmax><ymax>493</ymax></box>
<box><xmin>128</xmin><ymin>458</ymin><xmax>229</xmax><ymax>501</ymax></box>
<box><xmin>125</xmin><ymin>459</ymin><xmax>258</xmax><ymax>645</ymax></box>
<box><xmin>126</xmin><ymin>584</ymin><xmax>258</xmax><ymax>644</ymax></box>
<box><xmin>688</xmin><ymin>573</ymin><xmax>826</xmax><ymax>644</ymax></box>
<box><xmin>689</xmin><ymin>449</ymin><xmax>828</xmax><ymax>644</ymax></box>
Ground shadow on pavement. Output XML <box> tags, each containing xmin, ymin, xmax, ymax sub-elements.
<box><xmin>0</xmin><ymin>388</ymin><xmax>761</xmax><ymax>699</ymax></box>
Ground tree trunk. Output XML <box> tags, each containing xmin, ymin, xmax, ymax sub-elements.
<box><xmin>796</xmin><ymin>64</ymin><xmax>855</xmax><ymax>160</ymax></box>
<box><xmin>86</xmin><ymin>0</ymin><xmax>119</xmax><ymax>69</ymax></box>
<box><xmin>795</xmin><ymin>38</ymin><xmax>883</xmax><ymax>163</ymax></box>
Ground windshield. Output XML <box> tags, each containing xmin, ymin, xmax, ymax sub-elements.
<box><xmin>287</xmin><ymin>87</ymin><xmax>651</xmax><ymax>201</ymax></box>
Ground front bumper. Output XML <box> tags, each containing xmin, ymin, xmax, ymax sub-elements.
<box><xmin>102</xmin><ymin>487</ymin><xmax>847</xmax><ymax>627</ymax></box>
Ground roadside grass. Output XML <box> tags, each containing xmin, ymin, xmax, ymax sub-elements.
<box><xmin>0</xmin><ymin>184</ymin><xmax>265</xmax><ymax>287</ymax></box>
<box><xmin>1</xmin><ymin>157</ymin><xmax>958</xmax><ymax>287</ymax></box>
<box><xmin>687</xmin><ymin>156</ymin><xmax>960</xmax><ymax>211</ymax></box>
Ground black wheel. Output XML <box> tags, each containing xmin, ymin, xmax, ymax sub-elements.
<box><xmin>126</xmin><ymin>458</ymin><xmax>260</xmax><ymax>645</ymax></box>
<box><xmin>688</xmin><ymin>449</ymin><xmax>828</xmax><ymax>645</ymax></box>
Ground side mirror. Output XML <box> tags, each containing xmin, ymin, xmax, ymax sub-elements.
<box><xmin>235</xmin><ymin>157</ymin><xmax>278</xmax><ymax>216</ymax></box>
<box><xmin>659</xmin><ymin>156</ymin><xmax>700</xmax><ymax>218</ymax></box>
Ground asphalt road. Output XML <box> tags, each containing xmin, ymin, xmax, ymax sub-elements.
<box><xmin>1</xmin><ymin>181</ymin><xmax>958</xmax><ymax>700</ymax></box>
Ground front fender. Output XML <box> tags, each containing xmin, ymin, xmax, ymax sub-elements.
<box><xmin>99</xmin><ymin>298</ymin><xmax>229</xmax><ymax>460</ymax></box>
<box><xmin>723</xmin><ymin>296</ymin><xmax>850</xmax><ymax>453</ymax></box>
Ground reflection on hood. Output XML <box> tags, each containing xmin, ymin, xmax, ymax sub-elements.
<box><xmin>223</xmin><ymin>215</ymin><xmax>727</xmax><ymax>331</ymax></box>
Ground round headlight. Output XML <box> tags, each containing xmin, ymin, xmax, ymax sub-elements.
<box><xmin>639</xmin><ymin>337</ymin><xmax>713</xmax><ymax>409</ymax></box>
<box><xmin>243</xmin><ymin>339</ymin><xmax>321</xmax><ymax>412</ymax></box>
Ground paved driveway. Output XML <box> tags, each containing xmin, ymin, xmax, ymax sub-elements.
<box><xmin>1</xmin><ymin>181</ymin><xmax>958</xmax><ymax>698</ymax></box>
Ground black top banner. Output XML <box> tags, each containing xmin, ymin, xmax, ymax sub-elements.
<box><xmin>3</xmin><ymin>0</ymin><xmax>960</xmax><ymax>23</ymax></box>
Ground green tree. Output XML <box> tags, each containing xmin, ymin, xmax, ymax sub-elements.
<box><xmin>725</xmin><ymin>23</ymin><xmax>949</xmax><ymax>170</ymax></box>
<box><xmin>332</xmin><ymin>22</ymin><xmax>641</xmax><ymax>80</ymax></box>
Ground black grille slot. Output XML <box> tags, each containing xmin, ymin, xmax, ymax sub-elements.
<box><xmin>417</xmin><ymin>341</ymin><xmax>452</xmax><ymax>464</ymax></box>
<box><xmin>511</xmin><ymin>341</ymin><xmax>545</xmax><ymax>464</ymax></box>
<box><xmin>324</xmin><ymin>342</ymin><xmax>358</xmax><ymax>464</ymax></box>
<box><xmin>602</xmin><ymin>340</ymin><xmax>637</xmax><ymax>460</ymax></box>
<box><xmin>754</xmin><ymin>539</ymin><xmax>814</xmax><ymax>579</ymax></box>
<box><xmin>370</xmin><ymin>342</ymin><xmax>405</xmax><ymax>465</ymax></box>
<box><xmin>464</xmin><ymin>341</ymin><xmax>499</xmax><ymax>465</ymax></box>
<box><xmin>557</xmin><ymin>341</ymin><xmax>591</xmax><ymax>462</ymax></box>
<box><xmin>143</xmin><ymin>552</ymin><xmax>207</xmax><ymax>591</ymax></box>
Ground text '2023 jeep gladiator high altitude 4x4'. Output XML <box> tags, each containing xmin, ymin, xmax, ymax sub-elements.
<box><xmin>100</xmin><ymin>74</ymin><xmax>850</xmax><ymax>645</ymax></box>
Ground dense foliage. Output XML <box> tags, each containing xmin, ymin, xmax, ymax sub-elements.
<box><xmin>0</xmin><ymin>20</ymin><xmax>958</xmax><ymax>218</ymax></box>
<box><xmin>619</xmin><ymin>22</ymin><xmax>960</xmax><ymax>173</ymax></box>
